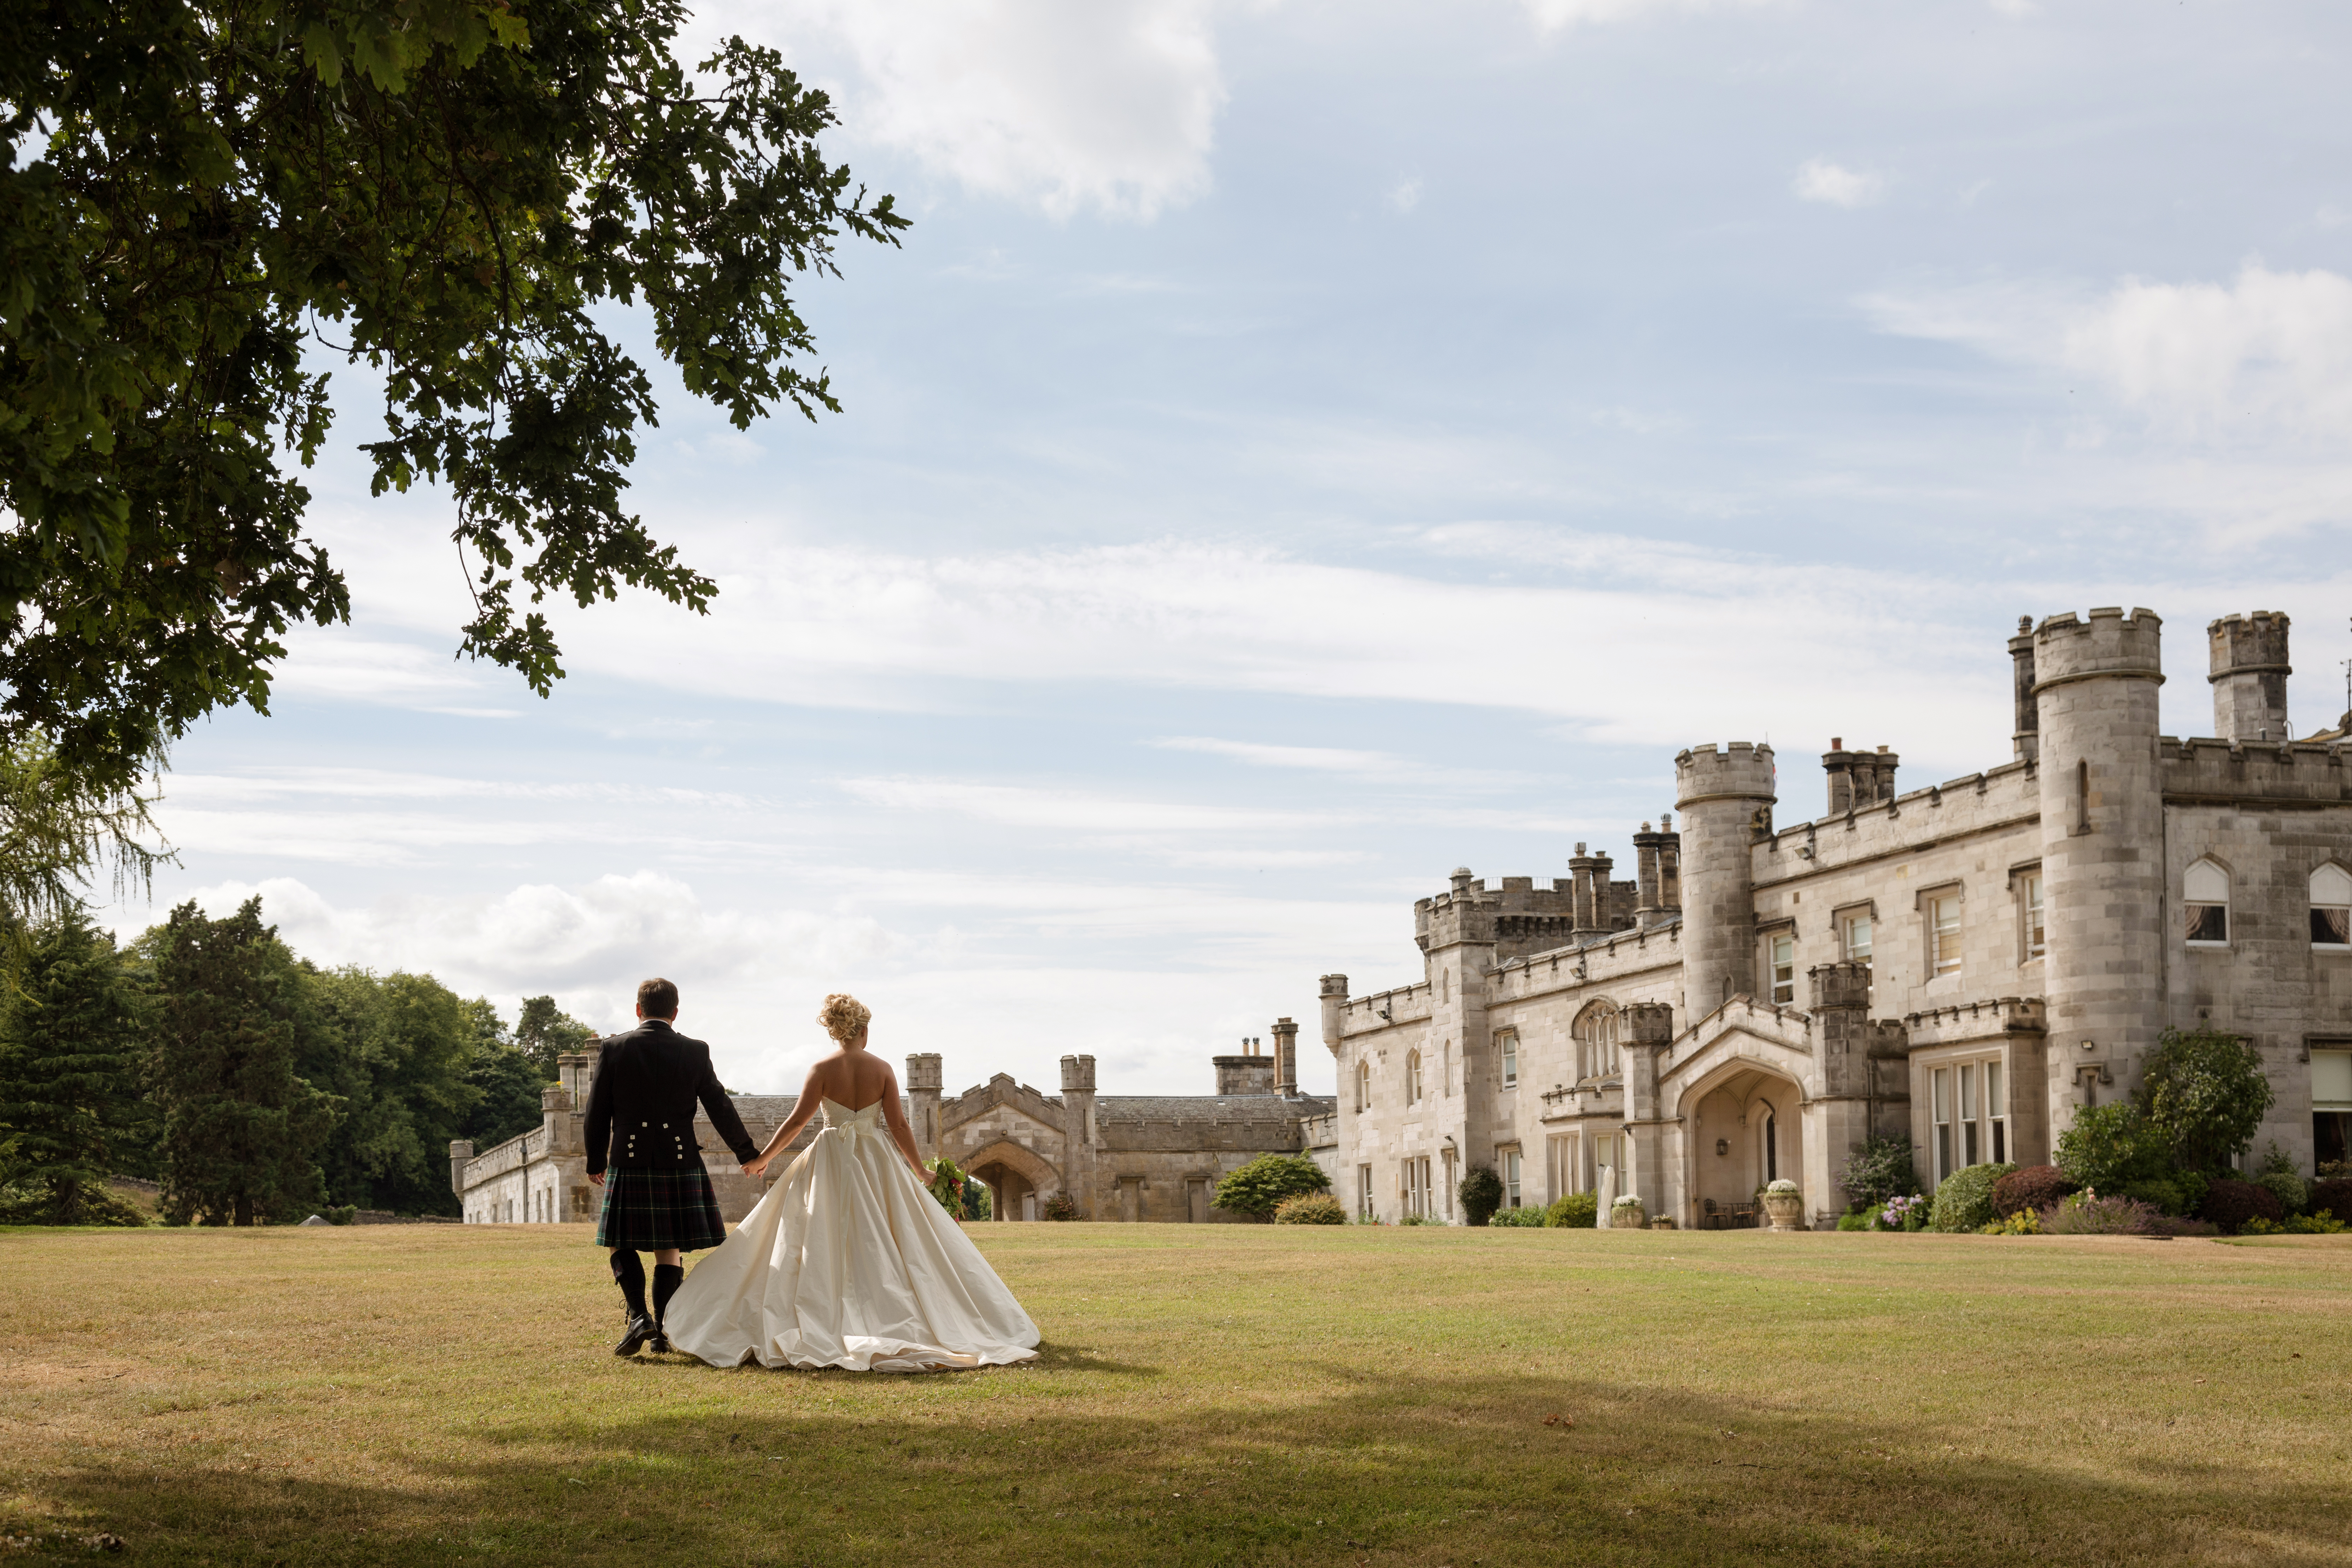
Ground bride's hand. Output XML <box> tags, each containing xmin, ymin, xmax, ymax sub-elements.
<box><xmin>743</xmin><ymin>1154</ymin><xmax>771</xmax><ymax>1180</ymax></box>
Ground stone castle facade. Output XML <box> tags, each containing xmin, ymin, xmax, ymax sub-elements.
<box><xmin>450</xmin><ymin>1032</ymin><xmax>1334</xmax><ymax>1226</ymax></box>
<box><xmin>1321</xmin><ymin>608</ymin><xmax>2352</xmax><ymax>1229</ymax></box>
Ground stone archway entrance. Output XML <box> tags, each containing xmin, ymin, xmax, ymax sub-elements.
<box><xmin>1681</xmin><ymin>1061</ymin><xmax>1807</xmax><ymax>1229</ymax></box>
<box><xmin>961</xmin><ymin>1138</ymin><xmax>1060</xmax><ymax>1222</ymax></box>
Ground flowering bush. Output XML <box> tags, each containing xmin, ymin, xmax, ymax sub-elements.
<box><xmin>1877</xmin><ymin>1193</ymin><xmax>1927</xmax><ymax>1232</ymax></box>
<box><xmin>1991</xmin><ymin>1165</ymin><xmax>2073</xmax><ymax>1216</ymax></box>
<box><xmin>2199</xmin><ymin>1178</ymin><xmax>2284</xmax><ymax>1234</ymax></box>
<box><xmin>1765</xmin><ymin>1178</ymin><xmax>1799</xmax><ymax>1194</ymax></box>
<box><xmin>2041</xmin><ymin>1189</ymin><xmax>2155</xmax><ymax>1235</ymax></box>
<box><xmin>1837</xmin><ymin>1135</ymin><xmax>1920</xmax><ymax>1209</ymax></box>
<box><xmin>1272</xmin><ymin>1192</ymin><xmax>1347</xmax><ymax>1225</ymax></box>
<box><xmin>1928</xmin><ymin>1163</ymin><xmax>2016</xmax><ymax>1233</ymax></box>
<box><xmin>1544</xmin><ymin>1192</ymin><xmax>1598</xmax><ymax>1229</ymax></box>
<box><xmin>2241</xmin><ymin>1210</ymin><xmax>2348</xmax><ymax>1235</ymax></box>
<box><xmin>1981</xmin><ymin>1208</ymin><xmax>2041</xmax><ymax>1235</ymax></box>
<box><xmin>1040</xmin><ymin>1190</ymin><xmax>1080</xmax><ymax>1221</ymax></box>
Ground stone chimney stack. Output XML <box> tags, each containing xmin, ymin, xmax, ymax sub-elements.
<box><xmin>1271</xmin><ymin>1016</ymin><xmax>1300</xmax><ymax>1096</ymax></box>
<box><xmin>2208</xmin><ymin>611</ymin><xmax>2291</xmax><ymax>741</ymax></box>
<box><xmin>1568</xmin><ymin>844</ymin><xmax>1610</xmax><ymax>939</ymax></box>
<box><xmin>2010</xmin><ymin>615</ymin><xmax>2040</xmax><ymax>763</ymax></box>
<box><xmin>1214</xmin><ymin>1037</ymin><xmax>1278</xmax><ymax>1097</ymax></box>
<box><xmin>1631</xmin><ymin>820</ymin><xmax>1681</xmax><ymax>928</ymax></box>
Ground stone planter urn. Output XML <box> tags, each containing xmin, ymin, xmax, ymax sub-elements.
<box><xmin>1610</xmin><ymin>1196</ymin><xmax>1647</xmax><ymax>1231</ymax></box>
<box><xmin>1761</xmin><ymin>1181</ymin><xmax>1805</xmax><ymax>1233</ymax></box>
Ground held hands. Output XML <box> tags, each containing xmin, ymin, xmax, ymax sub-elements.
<box><xmin>743</xmin><ymin>1152</ymin><xmax>772</xmax><ymax>1180</ymax></box>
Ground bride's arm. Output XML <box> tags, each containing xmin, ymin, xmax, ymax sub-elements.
<box><xmin>743</xmin><ymin>1065</ymin><xmax>826</xmax><ymax>1179</ymax></box>
<box><xmin>878</xmin><ymin>1064</ymin><xmax>929</xmax><ymax>1180</ymax></box>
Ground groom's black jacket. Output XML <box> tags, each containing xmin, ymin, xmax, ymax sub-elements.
<box><xmin>582</xmin><ymin>1018</ymin><xmax>759</xmax><ymax>1176</ymax></box>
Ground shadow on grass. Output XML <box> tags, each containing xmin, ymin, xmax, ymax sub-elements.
<box><xmin>26</xmin><ymin>1361</ymin><xmax>2338</xmax><ymax>1568</ymax></box>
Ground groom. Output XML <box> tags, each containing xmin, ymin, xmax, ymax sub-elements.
<box><xmin>582</xmin><ymin>978</ymin><xmax>760</xmax><ymax>1356</ymax></box>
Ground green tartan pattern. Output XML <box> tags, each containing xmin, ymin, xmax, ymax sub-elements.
<box><xmin>594</xmin><ymin>1167</ymin><xmax>728</xmax><ymax>1251</ymax></box>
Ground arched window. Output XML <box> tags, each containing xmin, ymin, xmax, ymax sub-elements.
<box><xmin>1354</xmin><ymin>1057</ymin><xmax>1372</xmax><ymax>1112</ymax></box>
<box><xmin>1574</xmin><ymin>1003</ymin><xmax>1620</xmax><ymax>1081</ymax></box>
<box><xmin>2313</xmin><ymin>864</ymin><xmax>2352</xmax><ymax>948</ymax></box>
<box><xmin>2184</xmin><ymin>860</ymin><xmax>2230</xmax><ymax>946</ymax></box>
<box><xmin>1405</xmin><ymin>1050</ymin><xmax>1423</xmax><ymax>1105</ymax></box>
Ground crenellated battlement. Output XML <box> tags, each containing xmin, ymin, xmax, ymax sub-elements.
<box><xmin>2032</xmin><ymin>606</ymin><xmax>2163</xmax><ymax>691</ymax></box>
<box><xmin>2160</xmin><ymin>736</ymin><xmax>2348</xmax><ymax>803</ymax></box>
<box><xmin>1674</xmin><ymin>741</ymin><xmax>1777</xmax><ymax>805</ymax></box>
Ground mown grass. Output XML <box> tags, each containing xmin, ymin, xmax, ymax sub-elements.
<box><xmin>1</xmin><ymin>1223</ymin><xmax>2347</xmax><ymax>1567</ymax></box>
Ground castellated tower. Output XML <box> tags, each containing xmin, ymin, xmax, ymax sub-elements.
<box><xmin>1058</xmin><ymin>1053</ymin><xmax>1097</xmax><ymax>1217</ymax></box>
<box><xmin>904</xmin><ymin>1052</ymin><xmax>944</xmax><ymax>1158</ymax></box>
<box><xmin>1317</xmin><ymin>974</ymin><xmax>1349</xmax><ymax>1057</ymax></box>
<box><xmin>2208</xmin><ymin>611</ymin><xmax>2291</xmax><ymax>741</ymax></box>
<box><xmin>2033</xmin><ymin>608</ymin><xmax>2166</xmax><ymax>1121</ymax></box>
<box><xmin>1673</xmin><ymin>742</ymin><xmax>1776</xmax><ymax>1015</ymax></box>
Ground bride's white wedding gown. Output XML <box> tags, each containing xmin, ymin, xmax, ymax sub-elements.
<box><xmin>664</xmin><ymin>1097</ymin><xmax>1040</xmax><ymax>1372</ymax></box>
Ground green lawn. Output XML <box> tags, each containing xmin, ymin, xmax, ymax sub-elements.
<box><xmin>1</xmin><ymin>1223</ymin><xmax>2347</xmax><ymax>1566</ymax></box>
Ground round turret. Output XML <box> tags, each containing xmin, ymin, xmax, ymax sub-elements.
<box><xmin>2207</xmin><ymin>610</ymin><xmax>2291</xmax><ymax>741</ymax></box>
<box><xmin>1674</xmin><ymin>743</ymin><xmax>1776</xmax><ymax>1015</ymax></box>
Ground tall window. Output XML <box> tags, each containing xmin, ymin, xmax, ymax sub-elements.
<box><xmin>1357</xmin><ymin>1164</ymin><xmax>1374</xmax><ymax>1220</ymax></box>
<box><xmin>2312</xmin><ymin>865</ymin><xmax>2352</xmax><ymax>947</ymax></box>
<box><xmin>2022</xmin><ymin>873</ymin><xmax>2045</xmax><ymax>960</ymax></box>
<box><xmin>1404</xmin><ymin>1050</ymin><xmax>1423</xmax><ymax>1106</ymax></box>
<box><xmin>2313</xmin><ymin>1051</ymin><xmax>2352</xmax><ymax>1171</ymax></box>
<box><xmin>1499</xmin><ymin>1030</ymin><xmax>1519</xmax><ymax>1087</ymax></box>
<box><xmin>1354</xmin><ymin>1058</ymin><xmax>1372</xmax><ymax>1113</ymax></box>
<box><xmin>1441</xmin><ymin>1150</ymin><xmax>1457</xmax><ymax>1220</ymax></box>
<box><xmin>1502</xmin><ymin>1147</ymin><xmax>1522</xmax><ymax>1210</ymax></box>
<box><xmin>1403</xmin><ymin>1155</ymin><xmax>1432</xmax><ymax>1218</ymax></box>
<box><xmin>1575</xmin><ymin>1004</ymin><xmax>1620</xmax><ymax>1081</ymax></box>
<box><xmin>1769</xmin><ymin>933</ymin><xmax>1795</xmax><ymax>1005</ymax></box>
<box><xmin>1932</xmin><ymin>1057</ymin><xmax>2008</xmax><ymax>1181</ymax></box>
<box><xmin>2184</xmin><ymin>860</ymin><xmax>2230</xmax><ymax>945</ymax></box>
<box><xmin>1842</xmin><ymin>911</ymin><xmax>1873</xmax><ymax>964</ymax></box>
<box><xmin>1930</xmin><ymin>894</ymin><xmax>1962</xmax><ymax>975</ymax></box>
<box><xmin>1547</xmin><ymin>1134</ymin><xmax>1574</xmax><ymax>1200</ymax></box>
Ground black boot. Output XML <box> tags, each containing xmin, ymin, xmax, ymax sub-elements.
<box><xmin>650</xmin><ymin>1263</ymin><xmax>684</xmax><ymax>1353</ymax></box>
<box><xmin>611</xmin><ymin>1250</ymin><xmax>657</xmax><ymax>1356</ymax></box>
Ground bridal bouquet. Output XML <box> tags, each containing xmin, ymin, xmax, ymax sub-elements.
<box><xmin>926</xmin><ymin>1156</ymin><xmax>973</xmax><ymax>1221</ymax></box>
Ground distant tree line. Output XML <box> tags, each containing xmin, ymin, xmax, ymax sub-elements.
<box><xmin>0</xmin><ymin>898</ymin><xmax>596</xmax><ymax>1226</ymax></box>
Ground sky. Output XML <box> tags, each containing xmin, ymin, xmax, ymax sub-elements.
<box><xmin>106</xmin><ymin>0</ymin><xmax>2352</xmax><ymax>1101</ymax></box>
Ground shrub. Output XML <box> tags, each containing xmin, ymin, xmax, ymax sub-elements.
<box><xmin>1398</xmin><ymin>1212</ymin><xmax>1447</xmax><ymax>1226</ymax></box>
<box><xmin>1041</xmin><ymin>1191</ymin><xmax>1080</xmax><ymax>1222</ymax></box>
<box><xmin>324</xmin><ymin>1204</ymin><xmax>360</xmax><ymax>1227</ymax></box>
<box><xmin>2119</xmin><ymin>1178</ymin><xmax>2187</xmax><ymax>1217</ymax></box>
<box><xmin>1544</xmin><ymin>1192</ymin><xmax>1598</xmax><ymax>1229</ymax></box>
<box><xmin>1982</xmin><ymin>1209</ymin><xmax>2041</xmax><ymax>1235</ymax></box>
<box><xmin>1838</xmin><ymin>1135</ymin><xmax>1921</xmax><ymax>1209</ymax></box>
<box><xmin>1991</xmin><ymin>1165</ymin><xmax>2073</xmax><ymax>1216</ymax></box>
<box><xmin>1877</xmin><ymin>1193</ymin><xmax>1928</xmax><ymax>1232</ymax></box>
<box><xmin>2243</xmin><ymin>1210</ymin><xmax>2348</xmax><ymax>1236</ymax></box>
<box><xmin>2255</xmin><ymin>1170</ymin><xmax>2307</xmax><ymax>1217</ymax></box>
<box><xmin>2042</xmin><ymin>1192</ymin><xmax>2155</xmax><ymax>1235</ymax></box>
<box><xmin>2141</xmin><ymin>1027</ymin><xmax>2274</xmax><ymax>1171</ymax></box>
<box><xmin>1927</xmin><ymin>1162</ymin><xmax>2016</xmax><ymax>1233</ymax></box>
<box><xmin>2199</xmin><ymin>1178</ymin><xmax>2283</xmax><ymax>1234</ymax></box>
<box><xmin>1836</xmin><ymin>1211</ymin><xmax>1871</xmax><ymax>1231</ymax></box>
<box><xmin>1272</xmin><ymin>1192</ymin><xmax>1346</xmax><ymax>1226</ymax></box>
<box><xmin>1487</xmin><ymin>1204</ymin><xmax>1545</xmax><ymax>1228</ymax></box>
<box><xmin>1212</xmin><ymin>1154</ymin><xmax>1330</xmax><ymax>1221</ymax></box>
<box><xmin>1457</xmin><ymin>1166</ymin><xmax>1504</xmax><ymax>1227</ymax></box>
<box><xmin>2147</xmin><ymin>1214</ymin><xmax>2219</xmax><ymax>1237</ymax></box>
<box><xmin>2309</xmin><ymin>1178</ymin><xmax>2352</xmax><ymax>1220</ymax></box>
<box><xmin>2055</xmin><ymin>1103</ymin><xmax>2166</xmax><ymax>1191</ymax></box>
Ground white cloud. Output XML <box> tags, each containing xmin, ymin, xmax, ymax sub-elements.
<box><xmin>1386</xmin><ymin>175</ymin><xmax>1423</xmax><ymax>215</ymax></box>
<box><xmin>1793</xmin><ymin>158</ymin><xmax>1884</xmax><ymax>208</ymax></box>
<box><xmin>748</xmin><ymin>0</ymin><xmax>1226</xmax><ymax>219</ymax></box>
<box><xmin>1517</xmin><ymin>0</ymin><xmax>1770</xmax><ymax>28</ymax></box>
<box><xmin>1149</xmin><ymin>736</ymin><xmax>1406</xmax><ymax>773</ymax></box>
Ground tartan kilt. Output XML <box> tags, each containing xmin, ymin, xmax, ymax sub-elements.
<box><xmin>594</xmin><ymin>1165</ymin><xmax>728</xmax><ymax>1251</ymax></box>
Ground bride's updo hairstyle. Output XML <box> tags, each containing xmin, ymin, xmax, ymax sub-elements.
<box><xmin>818</xmin><ymin>993</ymin><xmax>872</xmax><ymax>1045</ymax></box>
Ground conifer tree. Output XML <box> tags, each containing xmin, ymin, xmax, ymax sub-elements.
<box><xmin>150</xmin><ymin>899</ymin><xmax>337</xmax><ymax>1226</ymax></box>
<box><xmin>515</xmin><ymin>995</ymin><xmax>594</xmax><ymax>1079</ymax></box>
<box><xmin>0</xmin><ymin>911</ymin><xmax>147</xmax><ymax>1224</ymax></box>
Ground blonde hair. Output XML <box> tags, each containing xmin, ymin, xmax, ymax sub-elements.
<box><xmin>817</xmin><ymin>993</ymin><xmax>872</xmax><ymax>1045</ymax></box>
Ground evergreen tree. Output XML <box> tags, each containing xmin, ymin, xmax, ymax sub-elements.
<box><xmin>149</xmin><ymin>899</ymin><xmax>337</xmax><ymax>1226</ymax></box>
<box><xmin>463</xmin><ymin>998</ymin><xmax>549</xmax><ymax>1155</ymax></box>
<box><xmin>515</xmin><ymin>995</ymin><xmax>594</xmax><ymax>1079</ymax></box>
<box><xmin>300</xmin><ymin>966</ymin><xmax>481</xmax><ymax>1217</ymax></box>
<box><xmin>0</xmin><ymin>912</ymin><xmax>148</xmax><ymax>1224</ymax></box>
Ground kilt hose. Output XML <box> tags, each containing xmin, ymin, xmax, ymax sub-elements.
<box><xmin>595</xmin><ymin>1166</ymin><xmax>729</xmax><ymax>1252</ymax></box>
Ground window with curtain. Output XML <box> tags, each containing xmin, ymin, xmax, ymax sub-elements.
<box><xmin>1769</xmin><ymin>932</ymin><xmax>1795</xmax><ymax>1004</ymax></box>
<box><xmin>2312</xmin><ymin>864</ymin><xmax>2352</xmax><ymax>947</ymax></box>
<box><xmin>1931</xmin><ymin>895</ymin><xmax>1962</xmax><ymax>975</ymax></box>
<box><xmin>2021</xmin><ymin>872</ymin><xmax>2045</xmax><ymax>960</ymax></box>
<box><xmin>2185</xmin><ymin>859</ymin><xmax>2230</xmax><ymax>945</ymax></box>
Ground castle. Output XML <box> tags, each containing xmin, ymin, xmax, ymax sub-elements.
<box><xmin>1319</xmin><ymin>608</ymin><xmax>2352</xmax><ymax>1228</ymax></box>
<box><xmin>450</xmin><ymin>1032</ymin><xmax>1335</xmax><ymax>1225</ymax></box>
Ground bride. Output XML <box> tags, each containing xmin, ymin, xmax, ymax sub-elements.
<box><xmin>662</xmin><ymin>993</ymin><xmax>1040</xmax><ymax>1372</ymax></box>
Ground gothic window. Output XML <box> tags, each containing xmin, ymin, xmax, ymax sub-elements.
<box><xmin>2184</xmin><ymin>859</ymin><xmax>2230</xmax><ymax>946</ymax></box>
<box><xmin>2312</xmin><ymin>864</ymin><xmax>2352</xmax><ymax>948</ymax></box>
<box><xmin>1574</xmin><ymin>1004</ymin><xmax>1620</xmax><ymax>1081</ymax></box>
<box><xmin>1405</xmin><ymin>1049</ymin><xmax>1423</xmax><ymax>1106</ymax></box>
<box><xmin>1354</xmin><ymin>1057</ymin><xmax>1372</xmax><ymax>1113</ymax></box>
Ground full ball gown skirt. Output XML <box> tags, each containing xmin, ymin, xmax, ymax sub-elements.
<box><xmin>663</xmin><ymin>1098</ymin><xmax>1041</xmax><ymax>1373</ymax></box>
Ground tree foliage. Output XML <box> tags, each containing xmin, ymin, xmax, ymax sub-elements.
<box><xmin>0</xmin><ymin>739</ymin><xmax>167</xmax><ymax>948</ymax></box>
<box><xmin>299</xmin><ymin>964</ymin><xmax>486</xmax><ymax>1215</ymax></box>
<box><xmin>515</xmin><ymin>993</ymin><xmax>592</xmax><ymax>1079</ymax></box>
<box><xmin>1457</xmin><ymin>1164</ymin><xmax>1503</xmax><ymax>1226</ymax></box>
<box><xmin>1837</xmin><ymin>1134</ymin><xmax>1921</xmax><ymax>1208</ymax></box>
<box><xmin>0</xmin><ymin>0</ymin><xmax>907</xmax><ymax>812</ymax></box>
<box><xmin>1211</xmin><ymin>1153</ymin><xmax>1330</xmax><ymax>1221</ymax></box>
<box><xmin>149</xmin><ymin>898</ymin><xmax>338</xmax><ymax>1225</ymax></box>
<box><xmin>2054</xmin><ymin>1102</ymin><xmax>2168</xmax><ymax>1192</ymax></box>
<box><xmin>2139</xmin><ymin>1027</ymin><xmax>2274</xmax><ymax>1172</ymax></box>
<box><xmin>0</xmin><ymin>910</ymin><xmax>149</xmax><ymax>1223</ymax></box>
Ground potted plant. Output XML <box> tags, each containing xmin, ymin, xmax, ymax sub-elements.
<box><xmin>1761</xmin><ymin>1178</ymin><xmax>1805</xmax><ymax>1233</ymax></box>
<box><xmin>1610</xmin><ymin>1194</ymin><xmax>1647</xmax><ymax>1230</ymax></box>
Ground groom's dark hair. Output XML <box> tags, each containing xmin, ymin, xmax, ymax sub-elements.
<box><xmin>637</xmin><ymin>977</ymin><xmax>680</xmax><ymax>1019</ymax></box>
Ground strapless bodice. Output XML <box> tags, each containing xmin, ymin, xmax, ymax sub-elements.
<box><xmin>821</xmin><ymin>1096</ymin><xmax>884</xmax><ymax>1133</ymax></box>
